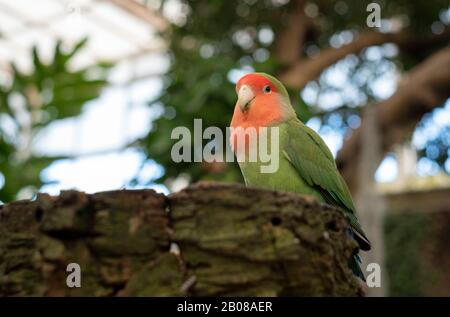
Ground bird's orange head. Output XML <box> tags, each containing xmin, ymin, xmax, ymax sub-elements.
<box><xmin>230</xmin><ymin>73</ymin><xmax>295</xmax><ymax>130</ymax></box>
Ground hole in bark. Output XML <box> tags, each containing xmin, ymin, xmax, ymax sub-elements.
<box><xmin>271</xmin><ymin>217</ymin><xmax>282</xmax><ymax>226</ymax></box>
<box><xmin>111</xmin><ymin>282</ymin><xmax>126</xmax><ymax>296</ymax></box>
<box><xmin>35</xmin><ymin>207</ymin><xmax>43</xmax><ymax>222</ymax></box>
<box><xmin>326</xmin><ymin>220</ymin><xmax>338</xmax><ymax>231</ymax></box>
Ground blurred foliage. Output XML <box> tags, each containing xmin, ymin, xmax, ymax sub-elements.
<box><xmin>415</xmin><ymin>110</ymin><xmax>450</xmax><ymax>171</ymax></box>
<box><xmin>0</xmin><ymin>38</ymin><xmax>110</xmax><ymax>202</ymax></box>
<box><xmin>144</xmin><ymin>0</ymin><xmax>450</xmax><ymax>188</ymax></box>
<box><xmin>385</xmin><ymin>212</ymin><xmax>428</xmax><ymax>296</ymax></box>
<box><xmin>385</xmin><ymin>210</ymin><xmax>450</xmax><ymax>296</ymax></box>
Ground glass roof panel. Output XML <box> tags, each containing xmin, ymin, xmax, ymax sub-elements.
<box><xmin>11</xmin><ymin>29</ymin><xmax>56</xmax><ymax>60</ymax></box>
<box><xmin>90</xmin><ymin>1</ymin><xmax>156</xmax><ymax>44</ymax></box>
<box><xmin>0</xmin><ymin>0</ymin><xmax>168</xmax><ymax>81</ymax></box>
<box><xmin>0</xmin><ymin>0</ymin><xmax>63</xmax><ymax>22</ymax></box>
<box><xmin>0</xmin><ymin>9</ymin><xmax>22</xmax><ymax>33</ymax></box>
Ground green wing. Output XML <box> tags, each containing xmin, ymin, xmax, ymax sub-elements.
<box><xmin>283</xmin><ymin>118</ymin><xmax>371</xmax><ymax>251</ymax></box>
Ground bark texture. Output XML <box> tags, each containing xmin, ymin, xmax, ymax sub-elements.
<box><xmin>0</xmin><ymin>182</ymin><xmax>361</xmax><ymax>297</ymax></box>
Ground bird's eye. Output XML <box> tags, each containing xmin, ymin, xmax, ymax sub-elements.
<box><xmin>263</xmin><ymin>85</ymin><xmax>271</xmax><ymax>93</ymax></box>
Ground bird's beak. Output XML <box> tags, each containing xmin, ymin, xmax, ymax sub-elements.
<box><xmin>237</xmin><ymin>85</ymin><xmax>255</xmax><ymax>113</ymax></box>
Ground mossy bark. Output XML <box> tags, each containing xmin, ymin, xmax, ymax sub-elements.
<box><xmin>0</xmin><ymin>182</ymin><xmax>362</xmax><ymax>296</ymax></box>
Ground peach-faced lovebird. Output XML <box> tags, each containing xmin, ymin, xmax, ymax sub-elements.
<box><xmin>230</xmin><ymin>72</ymin><xmax>371</xmax><ymax>280</ymax></box>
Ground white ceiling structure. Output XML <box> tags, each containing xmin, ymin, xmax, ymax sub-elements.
<box><xmin>0</xmin><ymin>0</ymin><xmax>180</xmax><ymax>86</ymax></box>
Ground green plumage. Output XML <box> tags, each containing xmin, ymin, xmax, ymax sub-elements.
<box><xmin>237</xmin><ymin>73</ymin><xmax>370</xmax><ymax>280</ymax></box>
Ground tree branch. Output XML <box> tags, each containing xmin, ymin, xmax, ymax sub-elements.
<box><xmin>279</xmin><ymin>27</ymin><xmax>450</xmax><ymax>90</ymax></box>
<box><xmin>275</xmin><ymin>0</ymin><xmax>313</xmax><ymax>65</ymax></box>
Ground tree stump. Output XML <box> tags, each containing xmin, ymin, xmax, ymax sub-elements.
<box><xmin>0</xmin><ymin>182</ymin><xmax>362</xmax><ymax>296</ymax></box>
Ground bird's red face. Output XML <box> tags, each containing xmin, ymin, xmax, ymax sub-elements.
<box><xmin>231</xmin><ymin>73</ymin><xmax>285</xmax><ymax>130</ymax></box>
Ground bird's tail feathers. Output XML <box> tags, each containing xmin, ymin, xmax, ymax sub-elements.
<box><xmin>348</xmin><ymin>252</ymin><xmax>366</xmax><ymax>282</ymax></box>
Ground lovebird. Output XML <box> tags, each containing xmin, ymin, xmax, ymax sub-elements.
<box><xmin>230</xmin><ymin>72</ymin><xmax>371</xmax><ymax>280</ymax></box>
